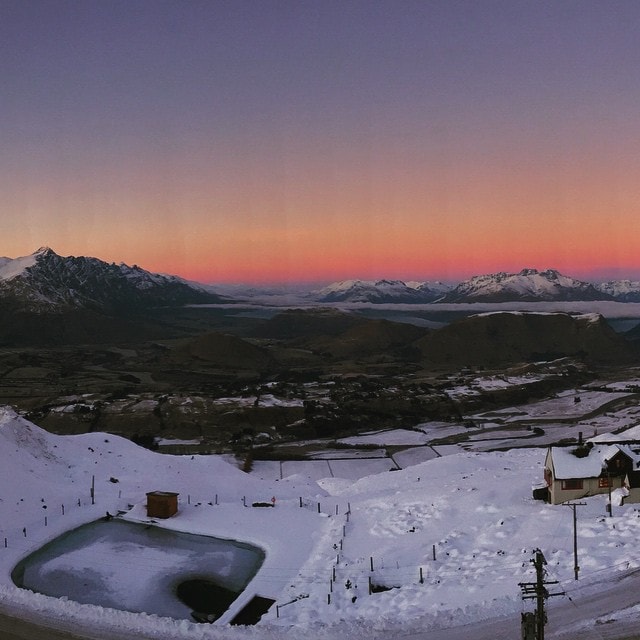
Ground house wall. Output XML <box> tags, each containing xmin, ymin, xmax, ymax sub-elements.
<box><xmin>622</xmin><ymin>485</ymin><xmax>640</xmax><ymax>504</ymax></box>
<box><xmin>625</xmin><ymin>489</ymin><xmax>640</xmax><ymax>504</ymax></box>
<box><xmin>548</xmin><ymin>476</ymin><xmax>622</xmax><ymax>505</ymax></box>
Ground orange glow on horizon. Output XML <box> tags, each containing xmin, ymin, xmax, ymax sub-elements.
<box><xmin>4</xmin><ymin>119</ymin><xmax>640</xmax><ymax>285</ymax></box>
<box><xmin>5</xmin><ymin>204</ymin><xmax>640</xmax><ymax>285</ymax></box>
<box><xmin>6</xmin><ymin>2</ymin><xmax>640</xmax><ymax>287</ymax></box>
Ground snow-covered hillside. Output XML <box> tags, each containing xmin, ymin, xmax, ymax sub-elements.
<box><xmin>1</xmin><ymin>406</ymin><xmax>640</xmax><ymax>639</ymax></box>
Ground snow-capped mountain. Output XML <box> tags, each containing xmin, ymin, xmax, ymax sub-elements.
<box><xmin>595</xmin><ymin>280</ymin><xmax>640</xmax><ymax>302</ymax></box>
<box><xmin>314</xmin><ymin>279</ymin><xmax>452</xmax><ymax>303</ymax></box>
<box><xmin>4</xmin><ymin>249</ymin><xmax>639</xmax><ymax>312</ymax></box>
<box><xmin>439</xmin><ymin>268</ymin><xmax>612</xmax><ymax>303</ymax></box>
<box><xmin>0</xmin><ymin>247</ymin><xmax>226</xmax><ymax>313</ymax></box>
<box><xmin>413</xmin><ymin>280</ymin><xmax>453</xmax><ymax>300</ymax></box>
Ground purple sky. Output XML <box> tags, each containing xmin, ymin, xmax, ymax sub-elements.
<box><xmin>2</xmin><ymin>1</ymin><xmax>640</xmax><ymax>283</ymax></box>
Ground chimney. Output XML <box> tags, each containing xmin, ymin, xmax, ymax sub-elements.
<box><xmin>578</xmin><ymin>431</ymin><xmax>583</xmax><ymax>445</ymax></box>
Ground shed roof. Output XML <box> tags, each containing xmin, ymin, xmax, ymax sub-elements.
<box><xmin>146</xmin><ymin>491</ymin><xmax>179</xmax><ymax>497</ymax></box>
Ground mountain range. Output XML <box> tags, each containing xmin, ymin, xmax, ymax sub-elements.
<box><xmin>3</xmin><ymin>249</ymin><xmax>640</xmax><ymax>311</ymax></box>
<box><xmin>438</xmin><ymin>268</ymin><xmax>611</xmax><ymax>303</ymax></box>
<box><xmin>313</xmin><ymin>279</ymin><xmax>451</xmax><ymax>303</ymax></box>
<box><xmin>313</xmin><ymin>270</ymin><xmax>640</xmax><ymax>304</ymax></box>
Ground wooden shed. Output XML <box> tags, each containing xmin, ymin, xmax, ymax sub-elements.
<box><xmin>146</xmin><ymin>491</ymin><xmax>179</xmax><ymax>518</ymax></box>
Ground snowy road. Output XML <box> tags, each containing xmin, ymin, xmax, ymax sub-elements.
<box><xmin>4</xmin><ymin>570</ymin><xmax>640</xmax><ymax>640</ymax></box>
<box><xmin>399</xmin><ymin>570</ymin><xmax>640</xmax><ymax>640</ymax></box>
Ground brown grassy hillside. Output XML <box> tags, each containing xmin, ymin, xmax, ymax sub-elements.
<box><xmin>417</xmin><ymin>312</ymin><xmax>636</xmax><ymax>368</ymax></box>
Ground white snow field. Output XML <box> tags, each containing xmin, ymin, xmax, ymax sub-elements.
<box><xmin>0</xmin><ymin>406</ymin><xmax>640</xmax><ymax>639</ymax></box>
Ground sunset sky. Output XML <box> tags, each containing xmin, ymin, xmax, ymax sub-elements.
<box><xmin>2</xmin><ymin>1</ymin><xmax>640</xmax><ymax>284</ymax></box>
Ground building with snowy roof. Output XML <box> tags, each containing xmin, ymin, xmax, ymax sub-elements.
<box><xmin>544</xmin><ymin>442</ymin><xmax>640</xmax><ymax>505</ymax></box>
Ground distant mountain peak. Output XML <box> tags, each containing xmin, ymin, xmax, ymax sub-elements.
<box><xmin>539</xmin><ymin>268</ymin><xmax>561</xmax><ymax>280</ymax></box>
<box><xmin>0</xmin><ymin>248</ymin><xmax>227</xmax><ymax>313</ymax></box>
<box><xmin>34</xmin><ymin>246</ymin><xmax>55</xmax><ymax>256</ymax></box>
<box><xmin>440</xmin><ymin>268</ymin><xmax>611</xmax><ymax>303</ymax></box>
<box><xmin>595</xmin><ymin>278</ymin><xmax>640</xmax><ymax>302</ymax></box>
<box><xmin>314</xmin><ymin>278</ymin><xmax>452</xmax><ymax>304</ymax></box>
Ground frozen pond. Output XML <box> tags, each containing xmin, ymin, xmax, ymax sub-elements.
<box><xmin>11</xmin><ymin>518</ymin><xmax>264</xmax><ymax>622</ymax></box>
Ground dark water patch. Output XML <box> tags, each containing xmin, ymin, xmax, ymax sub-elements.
<box><xmin>231</xmin><ymin>595</ymin><xmax>276</xmax><ymax>625</ymax></box>
<box><xmin>177</xmin><ymin>578</ymin><xmax>237</xmax><ymax>621</ymax></box>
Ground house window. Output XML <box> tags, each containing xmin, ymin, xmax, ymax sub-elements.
<box><xmin>599</xmin><ymin>477</ymin><xmax>612</xmax><ymax>488</ymax></box>
<box><xmin>561</xmin><ymin>479</ymin><xmax>583</xmax><ymax>491</ymax></box>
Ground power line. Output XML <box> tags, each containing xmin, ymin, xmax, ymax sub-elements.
<box><xmin>519</xmin><ymin>549</ymin><xmax>564</xmax><ymax>640</ymax></box>
<box><xmin>563</xmin><ymin>501</ymin><xmax>587</xmax><ymax>581</ymax></box>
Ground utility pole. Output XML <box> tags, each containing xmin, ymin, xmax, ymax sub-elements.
<box><xmin>519</xmin><ymin>549</ymin><xmax>564</xmax><ymax>640</ymax></box>
<box><xmin>564</xmin><ymin>501</ymin><xmax>586</xmax><ymax>580</ymax></box>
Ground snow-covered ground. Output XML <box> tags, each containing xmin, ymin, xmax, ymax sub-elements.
<box><xmin>472</xmin><ymin>390</ymin><xmax>633</xmax><ymax>421</ymax></box>
<box><xmin>1</xmin><ymin>406</ymin><xmax>640</xmax><ymax>639</ymax></box>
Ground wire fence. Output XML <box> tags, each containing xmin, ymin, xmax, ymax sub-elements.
<box><xmin>3</xmin><ymin>480</ymin><xmax>626</xmax><ymax>625</ymax></box>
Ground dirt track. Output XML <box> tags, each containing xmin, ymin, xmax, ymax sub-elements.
<box><xmin>0</xmin><ymin>613</ymin><xmax>93</xmax><ymax>640</ymax></box>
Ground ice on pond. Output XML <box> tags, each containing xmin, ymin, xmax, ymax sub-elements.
<box><xmin>11</xmin><ymin>518</ymin><xmax>264</xmax><ymax>622</ymax></box>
